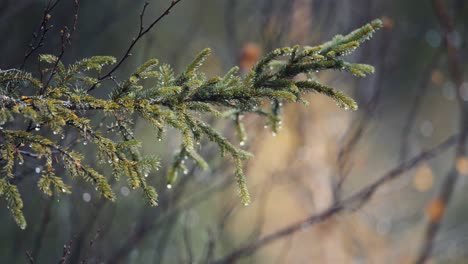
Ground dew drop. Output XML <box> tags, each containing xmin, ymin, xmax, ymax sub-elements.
<box><xmin>158</xmin><ymin>138</ymin><xmax>162</xmax><ymax>142</ymax></box>
<box><xmin>240</xmin><ymin>141</ymin><xmax>245</xmax><ymax>146</ymax></box>
<box><xmin>108</xmin><ymin>159</ymin><xmax>112</xmax><ymax>164</ymax></box>
<box><xmin>82</xmin><ymin>192</ymin><xmax>91</xmax><ymax>202</ymax></box>
<box><xmin>53</xmin><ymin>131</ymin><xmax>58</xmax><ymax>135</ymax></box>
<box><xmin>144</xmin><ymin>173</ymin><xmax>149</xmax><ymax>177</ymax></box>
<box><xmin>83</xmin><ymin>141</ymin><xmax>88</xmax><ymax>145</ymax></box>
<box><xmin>61</xmin><ymin>135</ymin><xmax>65</xmax><ymax>140</ymax></box>
<box><xmin>114</xmin><ymin>157</ymin><xmax>119</xmax><ymax>162</ymax></box>
<box><xmin>183</xmin><ymin>170</ymin><xmax>188</xmax><ymax>175</ymax></box>
<box><xmin>0</xmin><ymin>126</ymin><xmax>3</xmax><ymax>130</ymax></box>
<box><xmin>61</xmin><ymin>188</ymin><xmax>66</xmax><ymax>193</ymax></box>
<box><xmin>35</xmin><ymin>126</ymin><xmax>40</xmax><ymax>131</ymax></box>
<box><xmin>166</xmin><ymin>184</ymin><xmax>172</xmax><ymax>189</ymax></box>
<box><xmin>244</xmin><ymin>203</ymin><xmax>250</xmax><ymax>206</ymax></box>
<box><xmin>264</xmin><ymin>125</ymin><xmax>268</xmax><ymax>129</ymax></box>
<box><xmin>272</xmin><ymin>132</ymin><xmax>277</xmax><ymax>137</ymax></box>
<box><xmin>120</xmin><ymin>186</ymin><xmax>130</xmax><ymax>196</ymax></box>
<box><xmin>35</xmin><ymin>167</ymin><xmax>42</xmax><ymax>174</ymax></box>
<box><xmin>18</xmin><ymin>161</ymin><xmax>24</xmax><ymax>165</ymax></box>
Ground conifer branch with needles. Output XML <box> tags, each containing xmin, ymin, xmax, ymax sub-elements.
<box><xmin>0</xmin><ymin>9</ymin><xmax>382</xmax><ymax>228</ymax></box>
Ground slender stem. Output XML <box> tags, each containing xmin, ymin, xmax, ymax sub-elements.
<box><xmin>87</xmin><ymin>0</ymin><xmax>182</xmax><ymax>93</ymax></box>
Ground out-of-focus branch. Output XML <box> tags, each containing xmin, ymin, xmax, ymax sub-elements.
<box><xmin>25</xmin><ymin>251</ymin><xmax>34</xmax><ymax>264</ymax></box>
<box><xmin>212</xmin><ymin>134</ymin><xmax>457</xmax><ymax>263</ymax></box>
<box><xmin>31</xmin><ymin>197</ymin><xmax>54</xmax><ymax>261</ymax></box>
<box><xmin>183</xmin><ymin>215</ymin><xmax>194</xmax><ymax>263</ymax></box>
<box><xmin>414</xmin><ymin>0</ymin><xmax>466</xmax><ymax>263</ymax></box>
<box><xmin>106</xmin><ymin>171</ymin><xmax>232</xmax><ymax>262</ymax></box>
<box><xmin>399</xmin><ymin>49</ymin><xmax>442</xmax><ymax>161</ymax></box>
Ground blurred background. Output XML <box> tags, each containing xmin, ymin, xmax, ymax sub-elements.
<box><xmin>1</xmin><ymin>0</ymin><xmax>468</xmax><ymax>263</ymax></box>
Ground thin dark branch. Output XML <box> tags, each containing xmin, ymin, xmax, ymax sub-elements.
<box><xmin>58</xmin><ymin>240</ymin><xmax>73</xmax><ymax>264</ymax></box>
<box><xmin>80</xmin><ymin>229</ymin><xmax>101</xmax><ymax>264</ymax></box>
<box><xmin>40</xmin><ymin>29</ymin><xmax>67</xmax><ymax>94</ymax></box>
<box><xmin>26</xmin><ymin>251</ymin><xmax>35</xmax><ymax>264</ymax></box>
<box><xmin>20</xmin><ymin>0</ymin><xmax>62</xmax><ymax>69</ymax></box>
<box><xmin>87</xmin><ymin>0</ymin><xmax>182</xmax><ymax>93</ymax></box>
<box><xmin>40</xmin><ymin>0</ymin><xmax>80</xmax><ymax>94</ymax></box>
<box><xmin>212</xmin><ymin>134</ymin><xmax>457</xmax><ymax>264</ymax></box>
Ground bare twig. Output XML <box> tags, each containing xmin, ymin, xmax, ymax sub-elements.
<box><xmin>80</xmin><ymin>229</ymin><xmax>101</xmax><ymax>264</ymax></box>
<box><xmin>40</xmin><ymin>0</ymin><xmax>80</xmax><ymax>94</ymax></box>
<box><xmin>212</xmin><ymin>134</ymin><xmax>457</xmax><ymax>263</ymax></box>
<box><xmin>20</xmin><ymin>0</ymin><xmax>62</xmax><ymax>69</ymax></box>
<box><xmin>87</xmin><ymin>0</ymin><xmax>182</xmax><ymax>93</ymax></box>
<box><xmin>26</xmin><ymin>251</ymin><xmax>35</xmax><ymax>264</ymax></box>
<box><xmin>58</xmin><ymin>240</ymin><xmax>73</xmax><ymax>264</ymax></box>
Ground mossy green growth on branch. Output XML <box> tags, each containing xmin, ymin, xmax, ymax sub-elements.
<box><xmin>0</xmin><ymin>19</ymin><xmax>382</xmax><ymax>229</ymax></box>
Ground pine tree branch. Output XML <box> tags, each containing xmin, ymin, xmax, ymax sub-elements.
<box><xmin>0</xmin><ymin>17</ymin><xmax>382</xmax><ymax>229</ymax></box>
